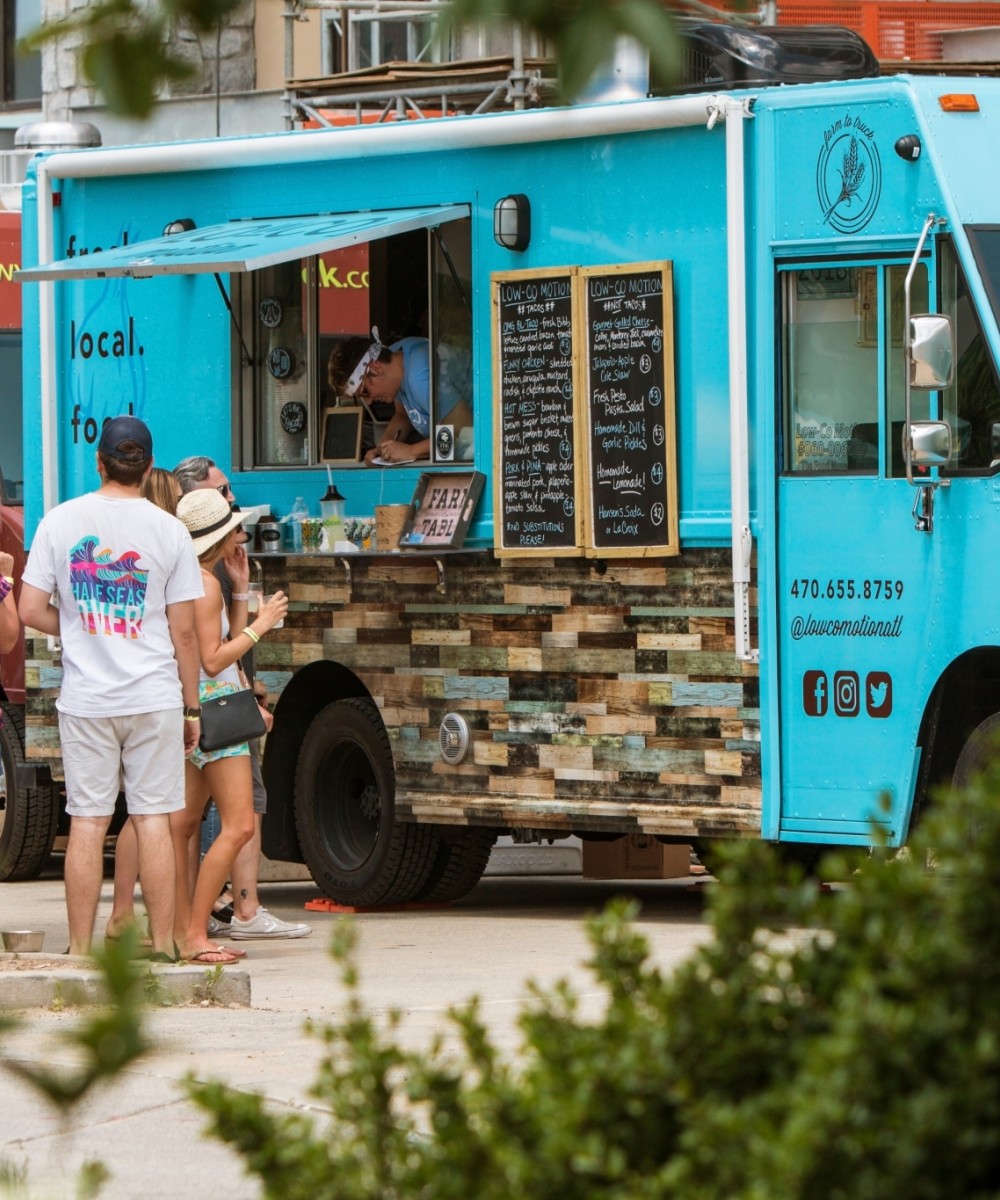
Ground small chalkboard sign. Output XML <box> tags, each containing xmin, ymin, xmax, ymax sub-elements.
<box><xmin>320</xmin><ymin>407</ymin><xmax>363</xmax><ymax>464</ymax></box>
<box><xmin>492</xmin><ymin>267</ymin><xmax>582</xmax><ymax>557</ymax></box>
<box><xmin>582</xmin><ymin>262</ymin><xmax>679</xmax><ymax>557</ymax></box>
<box><xmin>399</xmin><ymin>471</ymin><xmax>485</xmax><ymax>548</ymax></box>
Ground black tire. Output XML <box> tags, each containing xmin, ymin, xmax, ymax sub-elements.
<box><xmin>415</xmin><ymin>827</ymin><xmax>497</xmax><ymax>904</ymax></box>
<box><xmin>0</xmin><ymin>701</ymin><xmax>59</xmax><ymax>881</ymax></box>
<box><xmin>951</xmin><ymin>712</ymin><xmax>1000</xmax><ymax>792</ymax></box>
<box><xmin>948</xmin><ymin>712</ymin><xmax>1000</xmax><ymax>846</ymax></box>
<box><xmin>293</xmin><ymin>697</ymin><xmax>437</xmax><ymax>906</ymax></box>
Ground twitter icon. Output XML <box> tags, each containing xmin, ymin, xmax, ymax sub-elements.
<box><xmin>866</xmin><ymin>672</ymin><xmax>892</xmax><ymax>718</ymax></box>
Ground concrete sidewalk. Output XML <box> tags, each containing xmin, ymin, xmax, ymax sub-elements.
<box><xmin>0</xmin><ymin>870</ymin><xmax>712</xmax><ymax>1198</ymax></box>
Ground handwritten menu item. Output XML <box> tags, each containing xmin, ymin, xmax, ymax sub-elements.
<box><xmin>583</xmin><ymin>262</ymin><xmax>679</xmax><ymax>556</ymax></box>
<box><xmin>493</xmin><ymin>269</ymin><xmax>581</xmax><ymax>555</ymax></box>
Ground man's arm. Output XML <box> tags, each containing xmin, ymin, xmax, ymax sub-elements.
<box><xmin>364</xmin><ymin>404</ymin><xmax>428</xmax><ymax>465</ymax></box>
<box><xmin>18</xmin><ymin>583</ymin><xmax>61</xmax><ymax>638</ymax></box>
<box><xmin>166</xmin><ymin>599</ymin><xmax>202</xmax><ymax>753</ymax></box>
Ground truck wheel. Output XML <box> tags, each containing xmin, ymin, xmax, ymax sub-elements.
<box><xmin>951</xmin><ymin>712</ymin><xmax>1000</xmax><ymax>791</ymax></box>
<box><xmin>0</xmin><ymin>701</ymin><xmax>59</xmax><ymax>881</ymax></box>
<box><xmin>949</xmin><ymin>712</ymin><xmax>1000</xmax><ymax>846</ymax></box>
<box><xmin>293</xmin><ymin>698</ymin><xmax>436</xmax><ymax>906</ymax></box>
<box><xmin>415</xmin><ymin>827</ymin><xmax>497</xmax><ymax>904</ymax></box>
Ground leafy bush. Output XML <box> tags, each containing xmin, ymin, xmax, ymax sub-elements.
<box><xmin>187</xmin><ymin>760</ymin><xmax>1000</xmax><ymax>1200</ymax></box>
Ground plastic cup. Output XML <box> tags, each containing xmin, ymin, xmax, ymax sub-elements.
<box><xmin>301</xmin><ymin>518</ymin><xmax>323</xmax><ymax>552</ymax></box>
<box><xmin>266</xmin><ymin>596</ymin><xmax>284</xmax><ymax>629</ymax></box>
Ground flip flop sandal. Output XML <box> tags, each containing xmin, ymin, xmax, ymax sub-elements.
<box><xmin>184</xmin><ymin>948</ymin><xmax>241</xmax><ymax>965</ymax></box>
<box><xmin>214</xmin><ymin>943</ymin><xmax>246</xmax><ymax>958</ymax></box>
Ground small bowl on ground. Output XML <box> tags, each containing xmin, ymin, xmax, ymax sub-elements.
<box><xmin>1</xmin><ymin>930</ymin><xmax>45</xmax><ymax>952</ymax></box>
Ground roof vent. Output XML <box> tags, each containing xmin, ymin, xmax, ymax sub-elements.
<box><xmin>439</xmin><ymin>713</ymin><xmax>470</xmax><ymax>765</ymax></box>
<box><xmin>1</xmin><ymin>122</ymin><xmax>102</xmax><ymax>212</ymax></box>
<box><xmin>576</xmin><ymin>35</ymin><xmax>649</xmax><ymax>104</ymax></box>
<box><xmin>14</xmin><ymin>121</ymin><xmax>102</xmax><ymax>150</ymax></box>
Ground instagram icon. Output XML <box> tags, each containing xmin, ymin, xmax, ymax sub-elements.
<box><xmin>833</xmin><ymin>671</ymin><xmax>860</xmax><ymax>717</ymax></box>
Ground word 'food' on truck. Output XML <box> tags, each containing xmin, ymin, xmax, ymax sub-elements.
<box><xmin>8</xmin><ymin>29</ymin><xmax>1000</xmax><ymax>903</ymax></box>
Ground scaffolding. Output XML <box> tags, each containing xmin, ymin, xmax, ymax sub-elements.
<box><xmin>282</xmin><ymin>0</ymin><xmax>1000</xmax><ymax>129</ymax></box>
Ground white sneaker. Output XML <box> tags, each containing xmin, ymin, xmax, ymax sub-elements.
<box><xmin>207</xmin><ymin>915</ymin><xmax>230</xmax><ymax>939</ymax></box>
<box><xmin>229</xmin><ymin>906</ymin><xmax>312</xmax><ymax>940</ymax></box>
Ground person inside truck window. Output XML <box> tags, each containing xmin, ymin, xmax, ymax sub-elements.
<box><xmin>326</xmin><ymin>340</ymin><xmax>395</xmax><ymax>454</ymax></box>
<box><xmin>329</xmin><ymin>327</ymin><xmax>472</xmax><ymax>465</ymax></box>
<box><xmin>0</xmin><ymin>550</ymin><xmax>18</xmax><ymax>653</ymax></box>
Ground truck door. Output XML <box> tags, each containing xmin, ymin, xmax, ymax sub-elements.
<box><xmin>773</xmin><ymin>256</ymin><xmax>937</xmax><ymax>846</ymax></box>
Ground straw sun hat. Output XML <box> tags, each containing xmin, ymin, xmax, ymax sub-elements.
<box><xmin>177</xmin><ymin>489</ymin><xmax>247</xmax><ymax>556</ymax></box>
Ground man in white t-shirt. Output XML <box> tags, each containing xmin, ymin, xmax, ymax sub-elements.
<box><xmin>19</xmin><ymin>416</ymin><xmax>203</xmax><ymax>958</ymax></box>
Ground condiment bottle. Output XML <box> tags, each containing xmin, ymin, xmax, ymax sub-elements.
<box><xmin>320</xmin><ymin>484</ymin><xmax>346</xmax><ymax>549</ymax></box>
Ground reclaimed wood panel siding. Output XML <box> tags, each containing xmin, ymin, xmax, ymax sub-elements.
<box><xmin>24</xmin><ymin>549</ymin><xmax>761</xmax><ymax>837</ymax></box>
<box><xmin>280</xmin><ymin>549</ymin><xmax>761</xmax><ymax>838</ymax></box>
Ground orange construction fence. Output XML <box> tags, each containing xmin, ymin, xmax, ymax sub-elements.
<box><xmin>700</xmin><ymin>2</ymin><xmax>1000</xmax><ymax>60</ymax></box>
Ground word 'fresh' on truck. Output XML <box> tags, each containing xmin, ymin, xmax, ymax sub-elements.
<box><xmin>6</xmin><ymin>42</ymin><xmax>1000</xmax><ymax>901</ymax></box>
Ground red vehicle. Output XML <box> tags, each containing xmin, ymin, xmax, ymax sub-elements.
<box><xmin>0</xmin><ymin>208</ymin><xmax>59</xmax><ymax>880</ymax></box>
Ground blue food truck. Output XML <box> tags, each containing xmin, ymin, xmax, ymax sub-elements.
<box><xmin>8</xmin><ymin>48</ymin><xmax>1000</xmax><ymax>902</ymax></box>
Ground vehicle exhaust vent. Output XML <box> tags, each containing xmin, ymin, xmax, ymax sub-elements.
<box><xmin>2</xmin><ymin>121</ymin><xmax>102</xmax><ymax>212</ymax></box>
<box><xmin>654</xmin><ymin>23</ymin><xmax>880</xmax><ymax>95</ymax></box>
<box><xmin>439</xmin><ymin>713</ymin><xmax>470</xmax><ymax>765</ymax></box>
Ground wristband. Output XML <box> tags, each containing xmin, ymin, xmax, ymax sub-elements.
<box><xmin>0</xmin><ymin>576</ymin><xmax>11</xmax><ymax>602</ymax></box>
<box><xmin>183</xmin><ymin>705</ymin><xmax>201</xmax><ymax>719</ymax></box>
<box><xmin>183</xmin><ymin>713</ymin><xmax>201</xmax><ymax>722</ymax></box>
<box><xmin>243</xmin><ymin>626</ymin><xmax>261</xmax><ymax>645</ymax></box>
<box><xmin>232</xmin><ymin>592</ymin><xmax>250</xmax><ymax>601</ymax></box>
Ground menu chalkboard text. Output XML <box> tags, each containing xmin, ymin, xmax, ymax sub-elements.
<box><xmin>582</xmin><ymin>262</ymin><xmax>678</xmax><ymax>556</ymax></box>
<box><xmin>493</xmin><ymin>269</ymin><xmax>582</xmax><ymax>556</ymax></box>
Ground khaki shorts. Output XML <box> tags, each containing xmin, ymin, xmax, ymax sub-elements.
<box><xmin>60</xmin><ymin>709</ymin><xmax>186</xmax><ymax>818</ymax></box>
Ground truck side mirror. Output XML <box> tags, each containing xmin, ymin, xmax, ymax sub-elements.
<box><xmin>907</xmin><ymin>419</ymin><xmax>952</xmax><ymax>467</ymax></box>
<box><xmin>909</xmin><ymin>314</ymin><xmax>954</xmax><ymax>389</ymax></box>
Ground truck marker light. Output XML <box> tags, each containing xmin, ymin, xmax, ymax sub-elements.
<box><xmin>938</xmin><ymin>94</ymin><xmax>980</xmax><ymax>112</ymax></box>
<box><xmin>894</xmin><ymin>134</ymin><xmax>922</xmax><ymax>161</ymax></box>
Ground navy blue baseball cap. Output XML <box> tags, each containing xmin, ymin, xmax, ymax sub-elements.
<box><xmin>98</xmin><ymin>415</ymin><xmax>153</xmax><ymax>462</ymax></box>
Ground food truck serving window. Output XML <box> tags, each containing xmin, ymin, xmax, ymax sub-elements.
<box><xmin>237</xmin><ymin>215</ymin><xmax>473</xmax><ymax>469</ymax></box>
<box><xmin>18</xmin><ymin>204</ymin><xmax>473</xmax><ymax>472</ymax></box>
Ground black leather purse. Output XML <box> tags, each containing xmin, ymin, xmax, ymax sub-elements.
<box><xmin>198</xmin><ymin>683</ymin><xmax>267</xmax><ymax>752</ymax></box>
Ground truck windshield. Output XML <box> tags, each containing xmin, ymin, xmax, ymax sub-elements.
<box><xmin>0</xmin><ymin>331</ymin><xmax>23</xmax><ymax>505</ymax></box>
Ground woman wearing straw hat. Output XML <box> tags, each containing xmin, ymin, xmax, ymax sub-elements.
<box><xmin>173</xmin><ymin>489</ymin><xmax>288</xmax><ymax>963</ymax></box>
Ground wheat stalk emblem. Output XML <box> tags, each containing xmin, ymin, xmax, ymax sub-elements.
<box><xmin>823</xmin><ymin>135</ymin><xmax>866</xmax><ymax>224</ymax></box>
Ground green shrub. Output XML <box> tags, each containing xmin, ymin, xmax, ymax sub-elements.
<box><xmin>187</xmin><ymin>758</ymin><xmax>1000</xmax><ymax>1200</ymax></box>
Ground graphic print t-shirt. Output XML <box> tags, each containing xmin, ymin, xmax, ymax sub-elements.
<box><xmin>22</xmin><ymin>493</ymin><xmax>203</xmax><ymax>717</ymax></box>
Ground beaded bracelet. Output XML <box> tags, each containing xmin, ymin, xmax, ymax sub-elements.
<box><xmin>232</xmin><ymin>592</ymin><xmax>250</xmax><ymax>601</ymax></box>
<box><xmin>243</xmin><ymin>626</ymin><xmax>261</xmax><ymax>645</ymax></box>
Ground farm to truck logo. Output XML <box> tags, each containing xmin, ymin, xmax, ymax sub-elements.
<box><xmin>817</xmin><ymin>113</ymin><xmax>882</xmax><ymax>234</ymax></box>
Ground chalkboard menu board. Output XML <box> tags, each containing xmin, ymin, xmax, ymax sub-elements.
<box><xmin>493</xmin><ymin>269</ymin><xmax>582</xmax><ymax>556</ymax></box>
<box><xmin>492</xmin><ymin>261</ymin><xmax>678</xmax><ymax>558</ymax></box>
<box><xmin>582</xmin><ymin>263</ymin><xmax>679</xmax><ymax>556</ymax></box>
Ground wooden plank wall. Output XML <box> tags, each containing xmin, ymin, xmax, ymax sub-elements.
<box><xmin>23</xmin><ymin>548</ymin><xmax>762</xmax><ymax>839</ymax></box>
<box><xmin>265</xmin><ymin>547</ymin><xmax>763</xmax><ymax>840</ymax></box>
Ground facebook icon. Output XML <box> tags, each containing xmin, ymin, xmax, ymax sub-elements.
<box><xmin>803</xmin><ymin>670</ymin><xmax>829</xmax><ymax>716</ymax></box>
